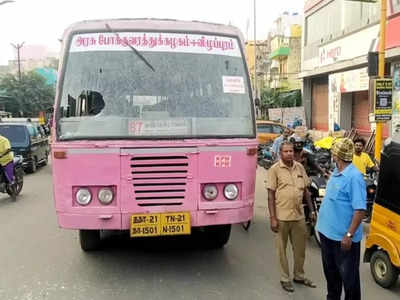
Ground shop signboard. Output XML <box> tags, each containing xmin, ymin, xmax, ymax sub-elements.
<box><xmin>319</xmin><ymin>25</ymin><xmax>379</xmax><ymax>67</ymax></box>
<box><xmin>374</xmin><ymin>78</ymin><xmax>393</xmax><ymax>122</ymax></box>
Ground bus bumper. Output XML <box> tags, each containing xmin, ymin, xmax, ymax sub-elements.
<box><xmin>57</xmin><ymin>205</ymin><xmax>254</xmax><ymax>230</ymax></box>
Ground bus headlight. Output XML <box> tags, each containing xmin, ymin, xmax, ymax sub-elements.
<box><xmin>203</xmin><ymin>184</ymin><xmax>218</xmax><ymax>200</ymax></box>
<box><xmin>76</xmin><ymin>188</ymin><xmax>92</xmax><ymax>206</ymax></box>
<box><xmin>98</xmin><ymin>188</ymin><xmax>114</xmax><ymax>205</ymax></box>
<box><xmin>224</xmin><ymin>184</ymin><xmax>238</xmax><ymax>200</ymax></box>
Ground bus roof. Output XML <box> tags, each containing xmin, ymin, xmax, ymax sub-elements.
<box><xmin>61</xmin><ymin>18</ymin><xmax>245</xmax><ymax>44</ymax></box>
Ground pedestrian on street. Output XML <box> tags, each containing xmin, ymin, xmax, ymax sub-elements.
<box><xmin>316</xmin><ymin>138</ymin><xmax>366</xmax><ymax>300</ymax></box>
<box><xmin>271</xmin><ymin>128</ymin><xmax>291</xmax><ymax>161</ymax></box>
<box><xmin>267</xmin><ymin>141</ymin><xmax>317</xmax><ymax>293</ymax></box>
<box><xmin>352</xmin><ymin>137</ymin><xmax>379</xmax><ymax>175</ymax></box>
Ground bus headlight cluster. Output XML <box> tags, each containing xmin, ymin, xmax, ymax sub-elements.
<box><xmin>202</xmin><ymin>184</ymin><xmax>239</xmax><ymax>201</ymax></box>
<box><xmin>75</xmin><ymin>187</ymin><xmax>115</xmax><ymax>206</ymax></box>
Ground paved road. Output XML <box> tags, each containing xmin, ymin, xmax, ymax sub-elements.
<box><xmin>0</xmin><ymin>163</ymin><xmax>398</xmax><ymax>300</ymax></box>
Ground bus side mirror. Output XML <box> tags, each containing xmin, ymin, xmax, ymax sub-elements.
<box><xmin>255</xmin><ymin>98</ymin><xmax>260</xmax><ymax>107</ymax></box>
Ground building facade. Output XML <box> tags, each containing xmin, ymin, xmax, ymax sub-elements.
<box><xmin>301</xmin><ymin>0</ymin><xmax>400</xmax><ymax>139</ymax></box>
<box><xmin>268</xmin><ymin>12</ymin><xmax>302</xmax><ymax>92</ymax></box>
<box><xmin>245</xmin><ymin>40</ymin><xmax>270</xmax><ymax>94</ymax></box>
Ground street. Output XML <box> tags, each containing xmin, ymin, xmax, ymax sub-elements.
<box><xmin>0</xmin><ymin>163</ymin><xmax>399</xmax><ymax>300</ymax></box>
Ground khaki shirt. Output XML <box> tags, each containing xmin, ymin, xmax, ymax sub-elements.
<box><xmin>266</xmin><ymin>160</ymin><xmax>310</xmax><ymax>221</ymax></box>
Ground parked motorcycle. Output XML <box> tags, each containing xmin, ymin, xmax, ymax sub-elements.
<box><xmin>303</xmin><ymin>146</ymin><xmax>332</xmax><ymax>246</ymax></box>
<box><xmin>0</xmin><ymin>156</ymin><xmax>24</xmax><ymax>200</ymax></box>
<box><xmin>257</xmin><ymin>142</ymin><xmax>274</xmax><ymax>170</ymax></box>
<box><xmin>306</xmin><ymin>172</ymin><xmax>328</xmax><ymax>246</ymax></box>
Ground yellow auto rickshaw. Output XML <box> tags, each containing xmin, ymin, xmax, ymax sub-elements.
<box><xmin>364</xmin><ymin>139</ymin><xmax>400</xmax><ymax>289</ymax></box>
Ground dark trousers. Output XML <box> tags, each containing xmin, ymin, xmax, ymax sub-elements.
<box><xmin>319</xmin><ymin>233</ymin><xmax>361</xmax><ymax>300</ymax></box>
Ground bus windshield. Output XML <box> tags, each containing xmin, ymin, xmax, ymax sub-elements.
<box><xmin>57</xmin><ymin>32</ymin><xmax>254</xmax><ymax>140</ymax></box>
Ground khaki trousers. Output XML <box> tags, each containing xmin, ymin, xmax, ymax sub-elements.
<box><xmin>275</xmin><ymin>219</ymin><xmax>307</xmax><ymax>283</ymax></box>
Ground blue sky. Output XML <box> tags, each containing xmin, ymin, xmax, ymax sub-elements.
<box><xmin>0</xmin><ymin>0</ymin><xmax>303</xmax><ymax>65</ymax></box>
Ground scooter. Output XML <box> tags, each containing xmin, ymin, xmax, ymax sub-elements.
<box><xmin>0</xmin><ymin>156</ymin><xmax>24</xmax><ymax>200</ymax></box>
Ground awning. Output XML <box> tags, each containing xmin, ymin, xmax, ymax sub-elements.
<box><xmin>269</xmin><ymin>47</ymin><xmax>290</xmax><ymax>60</ymax></box>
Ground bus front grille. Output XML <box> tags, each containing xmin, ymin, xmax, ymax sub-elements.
<box><xmin>131</xmin><ymin>156</ymin><xmax>188</xmax><ymax>206</ymax></box>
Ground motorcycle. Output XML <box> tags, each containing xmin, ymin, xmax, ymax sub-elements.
<box><xmin>0</xmin><ymin>155</ymin><xmax>24</xmax><ymax>200</ymax></box>
<box><xmin>364</xmin><ymin>169</ymin><xmax>378</xmax><ymax>223</ymax></box>
<box><xmin>306</xmin><ymin>172</ymin><xmax>328</xmax><ymax>246</ymax></box>
<box><xmin>314</xmin><ymin>148</ymin><xmax>331</xmax><ymax>166</ymax></box>
<box><xmin>257</xmin><ymin>142</ymin><xmax>274</xmax><ymax>170</ymax></box>
<box><xmin>303</xmin><ymin>149</ymin><xmax>333</xmax><ymax>247</ymax></box>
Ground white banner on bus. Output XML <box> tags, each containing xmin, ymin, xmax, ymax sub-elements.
<box><xmin>70</xmin><ymin>32</ymin><xmax>241</xmax><ymax>57</ymax></box>
<box><xmin>222</xmin><ymin>76</ymin><xmax>245</xmax><ymax>94</ymax></box>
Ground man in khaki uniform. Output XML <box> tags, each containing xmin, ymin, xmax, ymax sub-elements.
<box><xmin>267</xmin><ymin>141</ymin><xmax>316</xmax><ymax>293</ymax></box>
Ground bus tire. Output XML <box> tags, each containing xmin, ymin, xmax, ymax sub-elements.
<box><xmin>204</xmin><ymin>224</ymin><xmax>231</xmax><ymax>249</ymax></box>
<box><xmin>79</xmin><ymin>230</ymin><xmax>101</xmax><ymax>251</ymax></box>
<box><xmin>370</xmin><ymin>250</ymin><xmax>399</xmax><ymax>289</ymax></box>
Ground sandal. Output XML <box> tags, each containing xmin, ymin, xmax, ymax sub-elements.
<box><xmin>293</xmin><ymin>278</ymin><xmax>316</xmax><ymax>288</ymax></box>
<box><xmin>280</xmin><ymin>281</ymin><xmax>295</xmax><ymax>293</ymax></box>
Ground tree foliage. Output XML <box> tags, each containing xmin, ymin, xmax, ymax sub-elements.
<box><xmin>257</xmin><ymin>88</ymin><xmax>302</xmax><ymax>120</ymax></box>
<box><xmin>0</xmin><ymin>71</ymin><xmax>55</xmax><ymax>117</ymax></box>
<box><xmin>260</xmin><ymin>88</ymin><xmax>301</xmax><ymax>109</ymax></box>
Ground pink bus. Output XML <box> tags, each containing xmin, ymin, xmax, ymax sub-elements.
<box><xmin>52</xmin><ymin>19</ymin><xmax>257</xmax><ymax>251</ymax></box>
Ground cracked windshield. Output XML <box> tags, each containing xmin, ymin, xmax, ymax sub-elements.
<box><xmin>58</xmin><ymin>32</ymin><xmax>253</xmax><ymax>139</ymax></box>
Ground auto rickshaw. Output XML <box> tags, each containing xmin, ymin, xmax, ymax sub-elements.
<box><xmin>364</xmin><ymin>139</ymin><xmax>400</xmax><ymax>289</ymax></box>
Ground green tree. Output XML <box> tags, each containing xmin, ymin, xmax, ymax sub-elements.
<box><xmin>0</xmin><ymin>71</ymin><xmax>55</xmax><ymax>117</ymax></box>
<box><xmin>258</xmin><ymin>88</ymin><xmax>302</xmax><ymax>119</ymax></box>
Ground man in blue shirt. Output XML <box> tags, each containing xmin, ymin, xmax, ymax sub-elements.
<box><xmin>271</xmin><ymin>128</ymin><xmax>291</xmax><ymax>160</ymax></box>
<box><xmin>316</xmin><ymin>138</ymin><xmax>366</xmax><ymax>300</ymax></box>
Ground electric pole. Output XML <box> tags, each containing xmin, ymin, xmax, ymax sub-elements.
<box><xmin>11</xmin><ymin>42</ymin><xmax>24</xmax><ymax>81</ymax></box>
<box><xmin>375</xmin><ymin>0</ymin><xmax>387</xmax><ymax>161</ymax></box>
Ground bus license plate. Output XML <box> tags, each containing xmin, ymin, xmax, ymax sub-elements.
<box><xmin>130</xmin><ymin>212</ymin><xmax>191</xmax><ymax>238</ymax></box>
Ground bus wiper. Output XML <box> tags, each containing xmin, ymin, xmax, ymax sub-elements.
<box><xmin>105</xmin><ymin>23</ymin><xmax>155</xmax><ymax>72</ymax></box>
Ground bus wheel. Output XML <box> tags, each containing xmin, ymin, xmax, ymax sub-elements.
<box><xmin>204</xmin><ymin>225</ymin><xmax>231</xmax><ymax>249</ymax></box>
<box><xmin>79</xmin><ymin>230</ymin><xmax>101</xmax><ymax>251</ymax></box>
<box><xmin>370</xmin><ymin>250</ymin><xmax>399</xmax><ymax>289</ymax></box>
